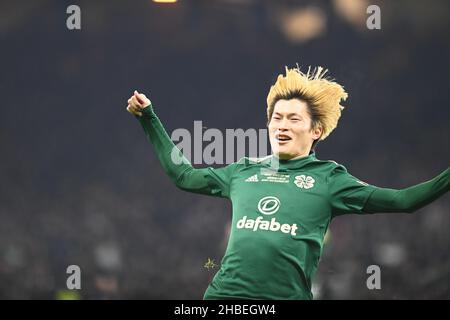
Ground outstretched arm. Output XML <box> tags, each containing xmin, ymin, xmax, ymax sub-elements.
<box><xmin>126</xmin><ymin>91</ymin><xmax>235</xmax><ymax>198</ymax></box>
<box><xmin>363</xmin><ymin>167</ymin><xmax>450</xmax><ymax>213</ymax></box>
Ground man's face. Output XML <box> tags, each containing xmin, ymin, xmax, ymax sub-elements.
<box><xmin>268</xmin><ymin>99</ymin><xmax>322</xmax><ymax>160</ymax></box>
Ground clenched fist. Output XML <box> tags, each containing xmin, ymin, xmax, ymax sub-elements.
<box><xmin>126</xmin><ymin>90</ymin><xmax>151</xmax><ymax>117</ymax></box>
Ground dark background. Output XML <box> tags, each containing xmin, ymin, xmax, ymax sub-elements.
<box><xmin>0</xmin><ymin>0</ymin><xmax>449</xmax><ymax>299</ymax></box>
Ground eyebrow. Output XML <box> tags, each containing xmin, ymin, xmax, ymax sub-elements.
<box><xmin>273</xmin><ymin>112</ymin><xmax>302</xmax><ymax>118</ymax></box>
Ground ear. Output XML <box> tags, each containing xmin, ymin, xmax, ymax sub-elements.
<box><xmin>311</xmin><ymin>125</ymin><xmax>323</xmax><ymax>140</ymax></box>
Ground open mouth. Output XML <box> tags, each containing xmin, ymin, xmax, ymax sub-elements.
<box><xmin>275</xmin><ymin>134</ymin><xmax>292</xmax><ymax>142</ymax></box>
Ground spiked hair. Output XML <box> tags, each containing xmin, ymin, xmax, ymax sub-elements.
<box><xmin>266</xmin><ymin>65</ymin><xmax>348</xmax><ymax>141</ymax></box>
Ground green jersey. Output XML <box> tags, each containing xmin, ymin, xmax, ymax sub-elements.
<box><xmin>136</xmin><ymin>104</ymin><xmax>450</xmax><ymax>300</ymax></box>
<box><xmin>200</xmin><ymin>154</ymin><xmax>377</xmax><ymax>300</ymax></box>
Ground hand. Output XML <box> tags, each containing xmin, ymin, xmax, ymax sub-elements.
<box><xmin>126</xmin><ymin>90</ymin><xmax>151</xmax><ymax>117</ymax></box>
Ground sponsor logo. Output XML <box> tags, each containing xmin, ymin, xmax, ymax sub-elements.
<box><xmin>257</xmin><ymin>196</ymin><xmax>280</xmax><ymax>215</ymax></box>
<box><xmin>236</xmin><ymin>216</ymin><xmax>298</xmax><ymax>236</ymax></box>
<box><xmin>236</xmin><ymin>196</ymin><xmax>298</xmax><ymax>236</ymax></box>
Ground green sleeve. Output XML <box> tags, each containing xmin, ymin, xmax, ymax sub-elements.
<box><xmin>328</xmin><ymin>165</ymin><xmax>378</xmax><ymax>217</ymax></box>
<box><xmin>363</xmin><ymin>167</ymin><xmax>450</xmax><ymax>213</ymax></box>
<box><xmin>136</xmin><ymin>104</ymin><xmax>236</xmax><ymax>198</ymax></box>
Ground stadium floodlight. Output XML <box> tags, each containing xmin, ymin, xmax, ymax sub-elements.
<box><xmin>153</xmin><ymin>0</ymin><xmax>178</xmax><ymax>3</ymax></box>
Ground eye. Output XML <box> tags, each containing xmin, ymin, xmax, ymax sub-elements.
<box><xmin>291</xmin><ymin>118</ymin><xmax>301</xmax><ymax>121</ymax></box>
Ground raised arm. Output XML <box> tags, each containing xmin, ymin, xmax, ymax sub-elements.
<box><xmin>126</xmin><ymin>90</ymin><xmax>235</xmax><ymax>198</ymax></box>
<box><xmin>363</xmin><ymin>167</ymin><xmax>450</xmax><ymax>213</ymax></box>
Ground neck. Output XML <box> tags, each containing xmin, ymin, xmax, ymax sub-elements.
<box><xmin>277</xmin><ymin>149</ymin><xmax>312</xmax><ymax>161</ymax></box>
<box><xmin>290</xmin><ymin>153</ymin><xmax>310</xmax><ymax>160</ymax></box>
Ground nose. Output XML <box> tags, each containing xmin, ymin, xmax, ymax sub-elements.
<box><xmin>277</xmin><ymin>118</ymin><xmax>290</xmax><ymax>131</ymax></box>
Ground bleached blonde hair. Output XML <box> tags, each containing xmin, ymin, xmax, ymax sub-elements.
<box><xmin>266</xmin><ymin>65</ymin><xmax>348</xmax><ymax>141</ymax></box>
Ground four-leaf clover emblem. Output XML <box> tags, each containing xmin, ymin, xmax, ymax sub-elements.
<box><xmin>294</xmin><ymin>175</ymin><xmax>315</xmax><ymax>189</ymax></box>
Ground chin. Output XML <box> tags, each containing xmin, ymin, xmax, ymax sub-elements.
<box><xmin>274</xmin><ymin>150</ymin><xmax>295</xmax><ymax>160</ymax></box>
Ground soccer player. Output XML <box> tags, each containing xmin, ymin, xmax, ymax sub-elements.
<box><xmin>126</xmin><ymin>66</ymin><xmax>449</xmax><ymax>300</ymax></box>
